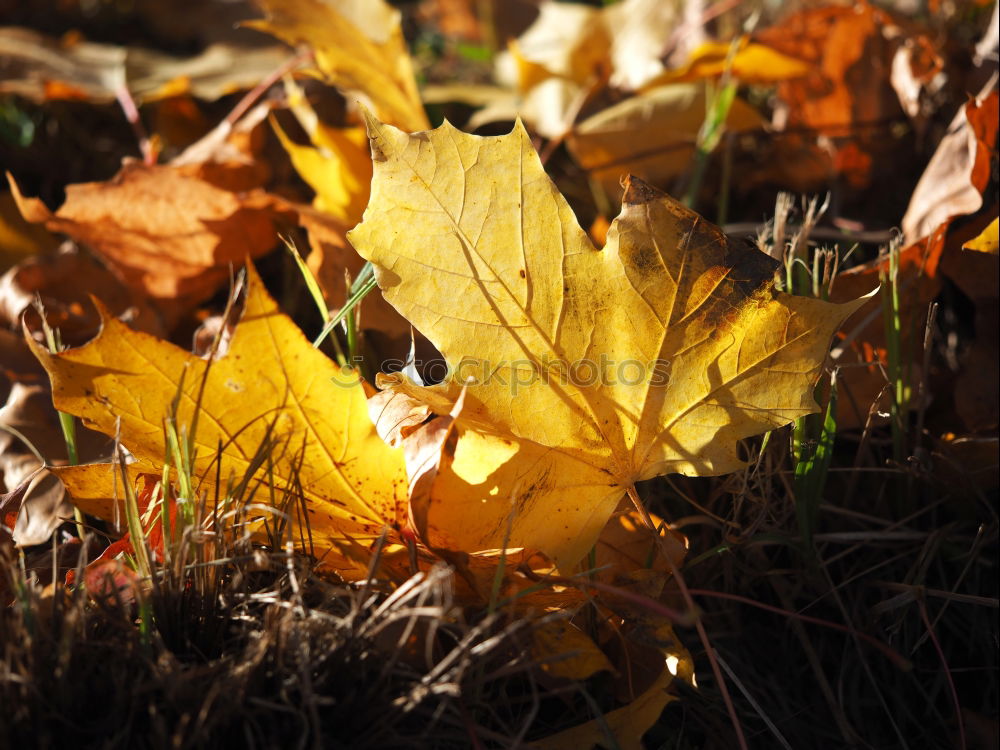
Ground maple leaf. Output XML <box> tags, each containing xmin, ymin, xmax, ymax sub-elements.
<box><xmin>272</xmin><ymin>91</ymin><xmax>372</xmax><ymax>226</ymax></box>
<box><xmin>347</xmin><ymin>115</ymin><xmax>867</xmax><ymax>568</ymax></box>
<box><xmin>249</xmin><ymin>0</ymin><xmax>429</xmax><ymax>133</ymax></box>
<box><xmin>8</xmin><ymin>166</ymin><xmax>294</xmax><ymax>327</ymax></box>
<box><xmin>28</xmin><ymin>264</ymin><xmax>409</xmax><ymax>570</ymax></box>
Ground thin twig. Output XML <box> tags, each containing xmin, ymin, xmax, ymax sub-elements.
<box><xmin>225</xmin><ymin>49</ymin><xmax>315</xmax><ymax>128</ymax></box>
<box><xmin>114</xmin><ymin>85</ymin><xmax>155</xmax><ymax>165</ymax></box>
<box><xmin>715</xmin><ymin>650</ymin><xmax>794</xmax><ymax>750</ymax></box>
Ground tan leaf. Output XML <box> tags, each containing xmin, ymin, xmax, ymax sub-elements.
<box><xmin>566</xmin><ymin>83</ymin><xmax>766</xmax><ymax>198</ymax></box>
<box><xmin>0</xmin><ymin>27</ymin><xmax>291</xmax><ymax>104</ymax></box>
<box><xmin>904</xmin><ymin>91</ymin><xmax>999</xmax><ymax>243</ymax></box>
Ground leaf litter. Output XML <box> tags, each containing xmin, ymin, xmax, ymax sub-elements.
<box><xmin>1</xmin><ymin>1</ymin><xmax>997</xmax><ymax>748</ymax></box>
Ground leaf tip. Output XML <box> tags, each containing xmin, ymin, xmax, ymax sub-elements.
<box><xmin>621</xmin><ymin>175</ymin><xmax>665</xmax><ymax>206</ymax></box>
<box><xmin>357</xmin><ymin>105</ymin><xmax>395</xmax><ymax>162</ymax></box>
<box><xmin>6</xmin><ymin>173</ymin><xmax>52</xmax><ymax>224</ymax></box>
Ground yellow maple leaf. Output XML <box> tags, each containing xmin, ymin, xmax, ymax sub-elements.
<box><xmin>272</xmin><ymin>85</ymin><xmax>372</xmax><ymax>226</ymax></box>
<box><xmin>347</xmin><ymin>115</ymin><xmax>867</xmax><ymax>568</ymax></box>
<box><xmin>29</xmin><ymin>264</ymin><xmax>408</xmax><ymax>566</ymax></box>
<box><xmin>248</xmin><ymin>0</ymin><xmax>429</xmax><ymax>134</ymax></box>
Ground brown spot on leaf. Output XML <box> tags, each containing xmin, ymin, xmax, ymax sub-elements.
<box><xmin>621</xmin><ymin>175</ymin><xmax>665</xmax><ymax>206</ymax></box>
<box><xmin>626</xmin><ymin>244</ymin><xmax>660</xmax><ymax>274</ymax></box>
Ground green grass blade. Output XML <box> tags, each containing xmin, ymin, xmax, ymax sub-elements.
<box><xmin>794</xmin><ymin>374</ymin><xmax>838</xmax><ymax>551</ymax></box>
<box><xmin>312</xmin><ymin>273</ymin><xmax>378</xmax><ymax>350</ymax></box>
<box><xmin>283</xmin><ymin>235</ymin><xmax>330</xmax><ymax>324</ymax></box>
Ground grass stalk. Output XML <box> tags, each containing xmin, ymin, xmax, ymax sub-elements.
<box><xmin>313</xmin><ymin>270</ymin><xmax>378</xmax><ymax>351</ymax></box>
<box><xmin>794</xmin><ymin>372</ymin><xmax>839</xmax><ymax>552</ymax></box>
<box><xmin>34</xmin><ymin>303</ymin><xmax>86</xmax><ymax>540</ymax></box>
<box><xmin>683</xmin><ymin>33</ymin><xmax>742</xmax><ymax>209</ymax></box>
<box><xmin>284</xmin><ymin>236</ymin><xmax>330</xmax><ymax>326</ymax></box>
<box><xmin>880</xmin><ymin>237</ymin><xmax>906</xmax><ymax>466</ymax></box>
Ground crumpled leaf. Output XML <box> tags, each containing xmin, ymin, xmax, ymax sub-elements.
<box><xmin>903</xmin><ymin>91</ymin><xmax>998</xmax><ymax>243</ymax></box>
<box><xmin>0</xmin><ymin>26</ymin><xmax>291</xmax><ymax>104</ymax></box>
<box><xmin>347</xmin><ymin>115</ymin><xmax>866</xmax><ymax>568</ymax></box>
<box><xmin>504</xmin><ymin>0</ymin><xmax>704</xmax><ymax>94</ymax></box>
<box><xmin>898</xmin><ymin>90</ymin><xmax>998</xmax><ymax>433</ymax></box>
<box><xmin>0</xmin><ymin>385</ymin><xmax>76</xmax><ymax>548</ymax></box>
<box><xmin>8</xmin><ymin>164</ymin><xmax>295</xmax><ymax>327</ymax></box>
<box><xmin>249</xmin><ymin>0</ymin><xmax>429</xmax><ymax>133</ymax></box>
<box><xmin>29</xmin><ymin>263</ymin><xmax>409</xmax><ymax>566</ymax></box>
<box><xmin>756</xmin><ymin>1</ymin><xmax>941</xmax><ymax>189</ymax></box>
<box><xmin>369</xmin><ymin>385</ymin><xmax>432</xmax><ymax>448</ymax></box>
<box><xmin>0</xmin><ymin>458</ymin><xmax>70</xmax><ymax>547</ymax></box>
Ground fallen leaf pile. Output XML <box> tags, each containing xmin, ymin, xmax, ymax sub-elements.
<box><xmin>1</xmin><ymin>0</ymin><xmax>997</xmax><ymax>746</ymax></box>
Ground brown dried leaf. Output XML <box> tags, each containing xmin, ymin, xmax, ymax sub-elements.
<box><xmin>8</xmin><ymin>165</ymin><xmax>295</xmax><ymax>327</ymax></box>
